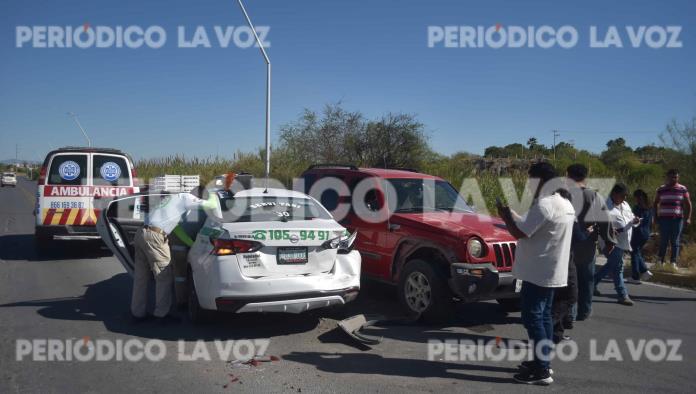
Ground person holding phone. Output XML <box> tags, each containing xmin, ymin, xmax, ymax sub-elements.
<box><xmin>497</xmin><ymin>162</ymin><xmax>575</xmax><ymax>385</ymax></box>
<box><xmin>593</xmin><ymin>183</ymin><xmax>640</xmax><ymax>306</ymax></box>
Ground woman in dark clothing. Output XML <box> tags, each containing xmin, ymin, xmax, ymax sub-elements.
<box><xmin>629</xmin><ymin>189</ymin><xmax>653</xmax><ymax>283</ymax></box>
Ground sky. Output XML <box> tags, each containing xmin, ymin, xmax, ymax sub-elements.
<box><xmin>1</xmin><ymin>0</ymin><xmax>695</xmax><ymax>162</ymax></box>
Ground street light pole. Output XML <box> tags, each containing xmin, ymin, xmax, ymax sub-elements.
<box><xmin>236</xmin><ymin>0</ymin><xmax>271</xmax><ymax>189</ymax></box>
<box><xmin>67</xmin><ymin>112</ymin><xmax>92</xmax><ymax>147</ymax></box>
<box><xmin>552</xmin><ymin>130</ymin><xmax>560</xmax><ymax>161</ymax></box>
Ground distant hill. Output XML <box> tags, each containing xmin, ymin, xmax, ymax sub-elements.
<box><xmin>1</xmin><ymin>159</ymin><xmax>40</xmax><ymax>167</ymax></box>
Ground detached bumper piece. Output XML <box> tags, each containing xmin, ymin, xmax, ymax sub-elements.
<box><xmin>215</xmin><ymin>286</ymin><xmax>360</xmax><ymax>314</ymax></box>
<box><xmin>448</xmin><ymin>263</ymin><xmax>518</xmax><ymax>302</ymax></box>
<box><xmin>338</xmin><ymin>314</ymin><xmax>382</xmax><ymax>346</ymax></box>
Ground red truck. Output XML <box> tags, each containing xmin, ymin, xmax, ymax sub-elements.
<box><xmin>301</xmin><ymin>165</ymin><xmax>519</xmax><ymax>321</ymax></box>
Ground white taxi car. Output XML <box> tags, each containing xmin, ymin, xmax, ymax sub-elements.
<box><xmin>97</xmin><ymin>187</ymin><xmax>361</xmax><ymax>322</ymax></box>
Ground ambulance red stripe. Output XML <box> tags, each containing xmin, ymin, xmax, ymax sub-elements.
<box><xmin>73</xmin><ymin>209</ymin><xmax>84</xmax><ymax>226</ymax></box>
<box><xmin>43</xmin><ymin>209</ymin><xmax>56</xmax><ymax>225</ymax></box>
<box><xmin>58</xmin><ymin>209</ymin><xmax>71</xmax><ymax>225</ymax></box>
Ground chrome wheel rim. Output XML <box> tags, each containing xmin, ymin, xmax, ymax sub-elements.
<box><xmin>404</xmin><ymin>271</ymin><xmax>432</xmax><ymax>313</ymax></box>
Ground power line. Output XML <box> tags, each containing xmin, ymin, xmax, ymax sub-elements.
<box><xmin>556</xmin><ymin>130</ymin><xmax>660</xmax><ymax>135</ymax></box>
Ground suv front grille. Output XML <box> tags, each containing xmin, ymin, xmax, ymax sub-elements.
<box><xmin>492</xmin><ymin>242</ymin><xmax>516</xmax><ymax>269</ymax></box>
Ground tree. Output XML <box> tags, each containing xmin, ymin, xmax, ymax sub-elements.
<box><xmin>503</xmin><ymin>143</ymin><xmax>526</xmax><ymax>158</ymax></box>
<box><xmin>606</xmin><ymin>138</ymin><xmax>629</xmax><ymax>150</ymax></box>
<box><xmin>527</xmin><ymin>137</ymin><xmax>538</xmax><ymax>149</ymax></box>
<box><xmin>660</xmin><ymin>116</ymin><xmax>696</xmax><ymax>187</ymax></box>
<box><xmin>484</xmin><ymin>146</ymin><xmax>505</xmax><ymax>158</ymax></box>
<box><xmin>278</xmin><ymin>103</ymin><xmax>429</xmax><ymax>169</ymax></box>
<box><xmin>278</xmin><ymin>103</ymin><xmax>364</xmax><ymax>165</ymax></box>
<box><xmin>660</xmin><ymin>117</ymin><xmax>696</xmax><ymax>156</ymax></box>
<box><xmin>361</xmin><ymin>113</ymin><xmax>429</xmax><ymax>168</ymax></box>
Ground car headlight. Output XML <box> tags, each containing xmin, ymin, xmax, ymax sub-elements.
<box><xmin>467</xmin><ymin>238</ymin><xmax>484</xmax><ymax>258</ymax></box>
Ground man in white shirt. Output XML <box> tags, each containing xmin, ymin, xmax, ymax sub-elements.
<box><xmin>131</xmin><ymin>188</ymin><xmax>217</xmax><ymax>324</ymax></box>
<box><xmin>593</xmin><ymin>183</ymin><xmax>640</xmax><ymax>306</ymax></box>
<box><xmin>498</xmin><ymin>162</ymin><xmax>575</xmax><ymax>385</ymax></box>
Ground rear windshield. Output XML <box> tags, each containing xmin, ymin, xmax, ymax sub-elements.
<box><xmin>48</xmin><ymin>154</ymin><xmax>88</xmax><ymax>185</ymax></box>
<box><xmin>219</xmin><ymin>196</ymin><xmax>332</xmax><ymax>223</ymax></box>
<box><xmin>93</xmin><ymin>155</ymin><xmax>131</xmax><ymax>186</ymax></box>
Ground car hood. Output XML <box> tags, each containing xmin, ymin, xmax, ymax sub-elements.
<box><xmin>391</xmin><ymin>211</ymin><xmax>515</xmax><ymax>242</ymax></box>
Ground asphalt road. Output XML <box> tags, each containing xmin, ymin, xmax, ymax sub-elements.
<box><xmin>1</xmin><ymin>177</ymin><xmax>694</xmax><ymax>393</ymax></box>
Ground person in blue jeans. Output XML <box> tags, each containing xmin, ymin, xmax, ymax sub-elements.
<box><xmin>498</xmin><ymin>162</ymin><xmax>575</xmax><ymax>385</ymax></box>
<box><xmin>594</xmin><ymin>183</ymin><xmax>640</xmax><ymax>306</ymax></box>
<box><xmin>628</xmin><ymin>189</ymin><xmax>653</xmax><ymax>283</ymax></box>
<box><xmin>565</xmin><ymin>164</ymin><xmax>616</xmax><ymax>322</ymax></box>
<box><xmin>653</xmin><ymin>169</ymin><xmax>691</xmax><ymax>268</ymax></box>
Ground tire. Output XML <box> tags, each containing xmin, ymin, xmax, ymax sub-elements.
<box><xmin>187</xmin><ymin>269</ymin><xmax>213</xmax><ymax>324</ymax></box>
<box><xmin>397</xmin><ymin>259</ymin><xmax>455</xmax><ymax>323</ymax></box>
<box><xmin>497</xmin><ymin>298</ymin><xmax>522</xmax><ymax>312</ymax></box>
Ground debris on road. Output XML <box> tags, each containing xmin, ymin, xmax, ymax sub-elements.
<box><xmin>338</xmin><ymin>314</ymin><xmax>383</xmax><ymax>346</ymax></box>
<box><xmin>227</xmin><ymin>355</ymin><xmax>282</xmax><ymax>370</ymax></box>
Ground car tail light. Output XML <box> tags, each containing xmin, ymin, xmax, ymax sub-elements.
<box><xmin>211</xmin><ymin>238</ymin><xmax>263</xmax><ymax>255</ymax></box>
<box><xmin>131</xmin><ymin>167</ymin><xmax>139</xmax><ymax>187</ymax></box>
<box><xmin>38</xmin><ymin>166</ymin><xmax>47</xmax><ymax>185</ymax></box>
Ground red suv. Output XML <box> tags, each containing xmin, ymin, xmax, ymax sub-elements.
<box><xmin>301</xmin><ymin>165</ymin><xmax>519</xmax><ymax>321</ymax></box>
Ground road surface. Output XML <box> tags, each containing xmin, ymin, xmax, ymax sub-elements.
<box><xmin>1</xmin><ymin>177</ymin><xmax>694</xmax><ymax>393</ymax></box>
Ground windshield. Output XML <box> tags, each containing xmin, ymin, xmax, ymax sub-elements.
<box><xmin>388</xmin><ymin>178</ymin><xmax>473</xmax><ymax>213</ymax></box>
<box><xmin>3</xmin><ymin>173</ymin><xmax>15</xmax><ymax>177</ymax></box>
<box><xmin>219</xmin><ymin>196</ymin><xmax>333</xmax><ymax>223</ymax></box>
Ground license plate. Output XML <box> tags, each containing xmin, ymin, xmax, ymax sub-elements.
<box><xmin>277</xmin><ymin>247</ymin><xmax>308</xmax><ymax>265</ymax></box>
<box><xmin>515</xmin><ymin>279</ymin><xmax>523</xmax><ymax>293</ymax></box>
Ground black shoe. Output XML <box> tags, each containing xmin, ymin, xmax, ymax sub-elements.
<box><xmin>156</xmin><ymin>315</ymin><xmax>182</xmax><ymax>325</ymax></box>
<box><xmin>518</xmin><ymin>361</ymin><xmax>554</xmax><ymax>376</ymax></box>
<box><xmin>514</xmin><ymin>368</ymin><xmax>553</xmax><ymax>385</ymax></box>
<box><xmin>576</xmin><ymin>311</ymin><xmax>592</xmax><ymax>321</ymax></box>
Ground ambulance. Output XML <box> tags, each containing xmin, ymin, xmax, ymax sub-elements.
<box><xmin>35</xmin><ymin>147</ymin><xmax>139</xmax><ymax>247</ymax></box>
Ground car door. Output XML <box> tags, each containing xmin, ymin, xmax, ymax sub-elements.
<box><xmin>92</xmin><ymin>153</ymin><xmax>138</xmax><ymax>222</ymax></box>
<box><xmin>40</xmin><ymin>153</ymin><xmax>90</xmax><ymax>227</ymax></box>
<box><xmin>346</xmin><ymin>177</ymin><xmax>392</xmax><ymax>279</ymax></box>
<box><xmin>96</xmin><ymin>193</ymin><xmax>169</xmax><ymax>274</ymax></box>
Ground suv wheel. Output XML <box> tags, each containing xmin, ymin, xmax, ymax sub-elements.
<box><xmin>187</xmin><ymin>269</ymin><xmax>212</xmax><ymax>324</ymax></box>
<box><xmin>398</xmin><ymin>259</ymin><xmax>455</xmax><ymax>323</ymax></box>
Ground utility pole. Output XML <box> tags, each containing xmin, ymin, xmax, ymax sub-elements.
<box><xmin>67</xmin><ymin>112</ymin><xmax>92</xmax><ymax>147</ymax></box>
<box><xmin>236</xmin><ymin>0</ymin><xmax>271</xmax><ymax>190</ymax></box>
<box><xmin>552</xmin><ymin>130</ymin><xmax>560</xmax><ymax>161</ymax></box>
<box><xmin>568</xmin><ymin>139</ymin><xmax>577</xmax><ymax>160</ymax></box>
